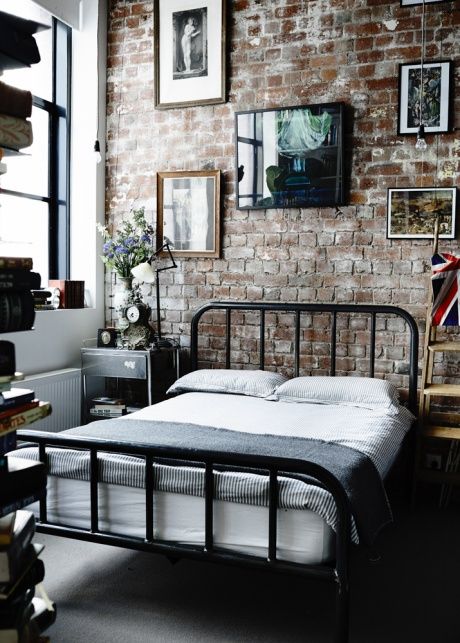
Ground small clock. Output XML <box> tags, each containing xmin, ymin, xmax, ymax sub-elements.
<box><xmin>97</xmin><ymin>327</ymin><xmax>118</xmax><ymax>348</ymax></box>
<box><xmin>121</xmin><ymin>301</ymin><xmax>152</xmax><ymax>350</ymax></box>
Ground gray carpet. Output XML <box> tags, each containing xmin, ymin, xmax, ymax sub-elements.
<box><xmin>39</xmin><ymin>501</ymin><xmax>459</xmax><ymax>643</ymax></box>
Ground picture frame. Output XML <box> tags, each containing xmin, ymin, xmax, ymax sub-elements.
<box><xmin>154</xmin><ymin>0</ymin><xmax>226</xmax><ymax>109</ymax></box>
<box><xmin>387</xmin><ymin>187</ymin><xmax>457</xmax><ymax>239</ymax></box>
<box><xmin>157</xmin><ymin>170</ymin><xmax>221</xmax><ymax>258</ymax></box>
<box><xmin>235</xmin><ymin>102</ymin><xmax>345</xmax><ymax>210</ymax></box>
<box><xmin>400</xmin><ymin>0</ymin><xmax>451</xmax><ymax>6</ymax></box>
<box><xmin>398</xmin><ymin>60</ymin><xmax>453</xmax><ymax>135</ymax></box>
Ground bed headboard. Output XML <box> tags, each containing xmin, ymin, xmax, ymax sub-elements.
<box><xmin>190</xmin><ymin>302</ymin><xmax>419</xmax><ymax>414</ymax></box>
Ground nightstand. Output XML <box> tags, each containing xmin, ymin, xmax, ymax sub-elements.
<box><xmin>80</xmin><ymin>345</ymin><xmax>179</xmax><ymax>423</ymax></box>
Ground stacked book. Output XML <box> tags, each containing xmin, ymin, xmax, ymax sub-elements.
<box><xmin>0</xmin><ymin>341</ymin><xmax>51</xmax><ymax>474</ymax></box>
<box><xmin>0</xmin><ymin>510</ymin><xmax>55</xmax><ymax>642</ymax></box>
<box><xmin>48</xmin><ymin>280</ymin><xmax>85</xmax><ymax>309</ymax></box>
<box><xmin>90</xmin><ymin>396</ymin><xmax>127</xmax><ymax>418</ymax></box>
<box><xmin>0</xmin><ymin>257</ymin><xmax>40</xmax><ymax>333</ymax></box>
<box><xmin>31</xmin><ymin>290</ymin><xmax>54</xmax><ymax>312</ymax></box>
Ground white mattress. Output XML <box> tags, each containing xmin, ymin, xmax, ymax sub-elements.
<box><xmin>31</xmin><ymin>479</ymin><xmax>335</xmax><ymax>564</ymax></box>
<box><xmin>30</xmin><ymin>392</ymin><xmax>412</xmax><ymax>564</ymax></box>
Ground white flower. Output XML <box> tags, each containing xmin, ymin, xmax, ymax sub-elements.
<box><xmin>131</xmin><ymin>262</ymin><xmax>156</xmax><ymax>283</ymax></box>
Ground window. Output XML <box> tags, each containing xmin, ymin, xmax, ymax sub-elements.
<box><xmin>0</xmin><ymin>0</ymin><xmax>71</xmax><ymax>284</ymax></box>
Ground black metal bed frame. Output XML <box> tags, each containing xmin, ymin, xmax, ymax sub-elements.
<box><xmin>18</xmin><ymin>302</ymin><xmax>419</xmax><ymax>643</ymax></box>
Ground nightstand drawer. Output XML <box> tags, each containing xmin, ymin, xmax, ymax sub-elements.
<box><xmin>81</xmin><ymin>350</ymin><xmax>147</xmax><ymax>379</ymax></box>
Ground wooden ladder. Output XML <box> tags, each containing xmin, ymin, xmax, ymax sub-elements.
<box><xmin>415</xmin><ymin>219</ymin><xmax>460</xmax><ymax>502</ymax></box>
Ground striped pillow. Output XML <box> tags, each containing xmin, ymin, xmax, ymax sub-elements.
<box><xmin>167</xmin><ymin>369</ymin><xmax>288</xmax><ymax>399</ymax></box>
<box><xmin>273</xmin><ymin>376</ymin><xmax>400</xmax><ymax>410</ymax></box>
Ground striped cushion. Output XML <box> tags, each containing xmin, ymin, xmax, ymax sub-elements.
<box><xmin>273</xmin><ymin>376</ymin><xmax>400</xmax><ymax>411</ymax></box>
<box><xmin>167</xmin><ymin>369</ymin><xmax>288</xmax><ymax>399</ymax></box>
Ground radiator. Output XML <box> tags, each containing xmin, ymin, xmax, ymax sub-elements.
<box><xmin>23</xmin><ymin>368</ymin><xmax>81</xmax><ymax>432</ymax></box>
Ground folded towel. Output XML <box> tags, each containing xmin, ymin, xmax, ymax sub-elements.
<box><xmin>0</xmin><ymin>113</ymin><xmax>33</xmax><ymax>151</ymax></box>
<box><xmin>0</xmin><ymin>12</ymin><xmax>41</xmax><ymax>67</ymax></box>
<box><xmin>0</xmin><ymin>81</ymin><xmax>32</xmax><ymax>118</ymax></box>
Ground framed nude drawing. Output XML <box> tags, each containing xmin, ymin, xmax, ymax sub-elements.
<box><xmin>154</xmin><ymin>0</ymin><xmax>226</xmax><ymax>109</ymax></box>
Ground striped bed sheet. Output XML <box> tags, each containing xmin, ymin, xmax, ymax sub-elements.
<box><xmin>16</xmin><ymin>392</ymin><xmax>414</xmax><ymax>544</ymax></box>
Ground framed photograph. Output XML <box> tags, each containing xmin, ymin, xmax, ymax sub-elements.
<box><xmin>157</xmin><ymin>170</ymin><xmax>221</xmax><ymax>258</ymax></box>
<box><xmin>235</xmin><ymin>102</ymin><xmax>344</xmax><ymax>210</ymax></box>
<box><xmin>400</xmin><ymin>0</ymin><xmax>452</xmax><ymax>5</ymax></box>
<box><xmin>398</xmin><ymin>61</ymin><xmax>453</xmax><ymax>135</ymax></box>
<box><xmin>387</xmin><ymin>188</ymin><xmax>457</xmax><ymax>239</ymax></box>
<box><xmin>154</xmin><ymin>0</ymin><xmax>226</xmax><ymax>109</ymax></box>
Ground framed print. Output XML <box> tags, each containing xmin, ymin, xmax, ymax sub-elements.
<box><xmin>157</xmin><ymin>170</ymin><xmax>221</xmax><ymax>258</ymax></box>
<box><xmin>400</xmin><ymin>0</ymin><xmax>452</xmax><ymax>5</ymax></box>
<box><xmin>387</xmin><ymin>188</ymin><xmax>457</xmax><ymax>239</ymax></box>
<box><xmin>154</xmin><ymin>0</ymin><xmax>226</xmax><ymax>109</ymax></box>
<box><xmin>235</xmin><ymin>102</ymin><xmax>344</xmax><ymax>210</ymax></box>
<box><xmin>398</xmin><ymin>61</ymin><xmax>453</xmax><ymax>135</ymax></box>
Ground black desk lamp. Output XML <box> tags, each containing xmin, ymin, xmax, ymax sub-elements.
<box><xmin>153</xmin><ymin>240</ymin><xmax>177</xmax><ymax>347</ymax></box>
<box><xmin>131</xmin><ymin>239</ymin><xmax>177</xmax><ymax>348</ymax></box>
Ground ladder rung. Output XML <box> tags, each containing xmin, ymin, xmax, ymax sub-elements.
<box><xmin>423</xmin><ymin>383</ymin><xmax>460</xmax><ymax>397</ymax></box>
<box><xmin>428</xmin><ymin>341</ymin><xmax>460</xmax><ymax>352</ymax></box>
<box><xmin>422</xmin><ymin>425</ymin><xmax>460</xmax><ymax>440</ymax></box>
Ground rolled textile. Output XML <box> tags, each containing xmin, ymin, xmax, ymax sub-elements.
<box><xmin>0</xmin><ymin>81</ymin><xmax>33</xmax><ymax>118</ymax></box>
<box><xmin>0</xmin><ymin>114</ymin><xmax>33</xmax><ymax>151</ymax></box>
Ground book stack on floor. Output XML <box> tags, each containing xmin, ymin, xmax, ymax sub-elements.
<box><xmin>0</xmin><ymin>341</ymin><xmax>51</xmax><ymax>474</ymax></box>
<box><xmin>0</xmin><ymin>257</ymin><xmax>40</xmax><ymax>333</ymax></box>
<box><xmin>0</xmin><ymin>510</ymin><xmax>55</xmax><ymax>642</ymax></box>
<box><xmin>90</xmin><ymin>396</ymin><xmax>127</xmax><ymax>418</ymax></box>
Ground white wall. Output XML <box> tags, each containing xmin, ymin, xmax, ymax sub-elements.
<box><xmin>2</xmin><ymin>0</ymin><xmax>107</xmax><ymax>374</ymax></box>
<box><xmin>33</xmin><ymin>0</ymin><xmax>81</xmax><ymax>29</ymax></box>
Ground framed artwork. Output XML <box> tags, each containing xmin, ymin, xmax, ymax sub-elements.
<box><xmin>235</xmin><ymin>102</ymin><xmax>344</xmax><ymax>210</ymax></box>
<box><xmin>157</xmin><ymin>170</ymin><xmax>221</xmax><ymax>258</ymax></box>
<box><xmin>398</xmin><ymin>61</ymin><xmax>453</xmax><ymax>135</ymax></box>
<box><xmin>387</xmin><ymin>188</ymin><xmax>457</xmax><ymax>239</ymax></box>
<box><xmin>400</xmin><ymin>0</ymin><xmax>452</xmax><ymax>5</ymax></box>
<box><xmin>154</xmin><ymin>0</ymin><xmax>226</xmax><ymax>109</ymax></box>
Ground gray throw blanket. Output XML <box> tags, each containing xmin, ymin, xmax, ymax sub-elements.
<box><xmin>64</xmin><ymin>419</ymin><xmax>392</xmax><ymax>546</ymax></box>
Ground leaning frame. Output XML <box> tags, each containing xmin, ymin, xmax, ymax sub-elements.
<box><xmin>19</xmin><ymin>302</ymin><xmax>419</xmax><ymax>643</ymax></box>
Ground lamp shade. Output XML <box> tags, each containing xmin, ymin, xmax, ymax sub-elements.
<box><xmin>131</xmin><ymin>262</ymin><xmax>156</xmax><ymax>283</ymax></box>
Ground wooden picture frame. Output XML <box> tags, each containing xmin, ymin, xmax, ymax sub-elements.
<box><xmin>157</xmin><ymin>170</ymin><xmax>221</xmax><ymax>258</ymax></box>
<box><xmin>387</xmin><ymin>187</ymin><xmax>457</xmax><ymax>239</ymax></box>
<box><xmin>154</xmin><ymin>0</ymin><xmax>226</xmax><ymax>109</ymax></box>
<box><xmin>400</xmin><ymin>0</ymin><xmax>452</xmax><ymax>6</ymax></box>
<box><xmin>398</xmin><ymin>60</ymin><xmax>453</xmax><ymax>135</ymax></box>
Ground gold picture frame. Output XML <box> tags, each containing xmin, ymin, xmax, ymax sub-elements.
<box><xmin>157</xmin><ymin>170</ymin><xmax>221</xmax><ymax>258</ymax></box>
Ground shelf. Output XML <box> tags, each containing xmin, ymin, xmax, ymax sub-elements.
<box><xmin>421</xmin><ymin>425</ymin><xmax>460</xmax><ymax>440</ymax></box>
<box><xmin>422</xmin><ymin>383</ymin><xmax>460</xmax><ymax>397</ymax></box>
<box><xmin>428</xmin><ymin>341</ymin><xmax>460</xmax><ymax>352</ymax></box>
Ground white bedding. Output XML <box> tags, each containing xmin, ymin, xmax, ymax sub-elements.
<box><xmin>25</xmin><ymin>391</ymin><xmax>413</xmax><ymax>564</ymax></box>
<box><xmin>126</xmin><ymin>392</ymin><xmax>414</xmax><ymax>478</ymax></box>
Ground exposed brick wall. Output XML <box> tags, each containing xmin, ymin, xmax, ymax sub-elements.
<box><xmin>105</xmin><ymin>0</ymin><xmax>460</xmax><ymax>383</ymax></box>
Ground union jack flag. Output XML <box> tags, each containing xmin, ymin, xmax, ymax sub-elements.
<box><xmin>431</xmin><ymin>252</ymin><xmax>460</xmax><ymax>326</ymax></box>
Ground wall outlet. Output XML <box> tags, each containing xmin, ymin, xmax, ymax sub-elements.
<box><xmin>425</xmin><ymin>453</ymin><xmax>442</xmax><ymax>470</ymax></box>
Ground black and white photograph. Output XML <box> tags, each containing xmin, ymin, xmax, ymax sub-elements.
<box><xmin>172</xmin><ymin>8</ymin><xmax>207</xmax><ymax>80</ymax></box>
<box><xmin>157</xmin><ymin>170</ymin><xmax>220</xmax><ymax>257</ymax></box>
<box><xmin>154</xmin><ymin>0</ymin><xmax>226</xmax><ymax>109</ymax></box>
<box><xmin>398</xmin><ymin>61</ymin><xmax>453</xmax><ymax>135</ymax></box>
<box><xmin>387</xmin><ymin>187</ymin><xmax>457</xmax><ymax>239</ymax></box>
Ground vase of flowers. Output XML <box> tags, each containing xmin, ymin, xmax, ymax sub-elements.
<box><xmin>97</xmin><ymin>207</ymin><xmax>154</xmax><ymax>325</ymax></box>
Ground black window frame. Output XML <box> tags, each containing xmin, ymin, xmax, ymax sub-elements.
<box><xmin>1</xmin><ymin>17</ymin><xmax>71</xmax><ymax>280</ymax></box>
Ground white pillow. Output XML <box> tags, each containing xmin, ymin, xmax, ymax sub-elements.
<box><xmin>272</xmin><ymin>376</ymin><xmax>400</xmax><ymax>410</ymax></box>
<box><xmin>167</xmin><ymin>369</ymin><xmax>288</xmax><ymax>399</ymax></box>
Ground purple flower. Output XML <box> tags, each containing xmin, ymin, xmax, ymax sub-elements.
<box><xmin>115</xmin><ymin>245</ymin><xmax>128</xmax><ymax>254</ymax></box>
<box><xmin>103</xmin><ymin>242</ymin><xmax>113</xmax><ymax>255</ymax></box>
<box><xmin>141</xmin><ymin>234</ymin><xmax>151</xmax><ymax>243</ymax></box>
<box><xmin>125</xmin><ymin>237</ymin><xmax>136</xmax><ymax>247</ymax></box>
